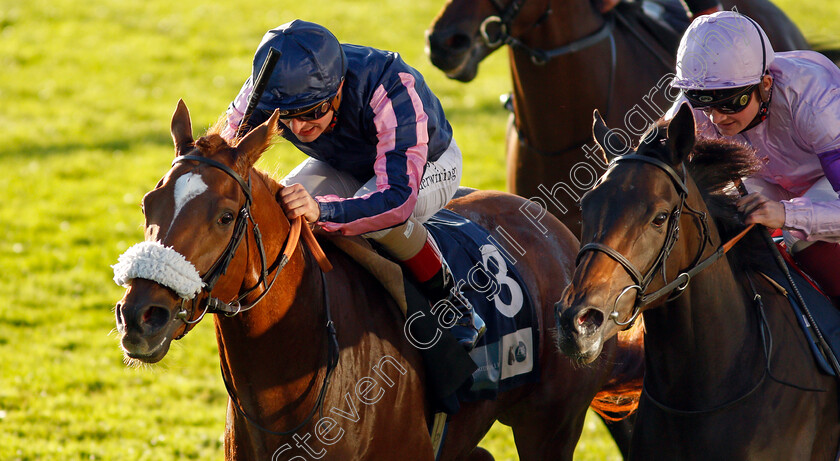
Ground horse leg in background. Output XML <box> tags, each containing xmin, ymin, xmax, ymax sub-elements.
<box><xmin>465</xmin><ymin>447</ymin><xmax>495</xmax><ymax>461</ymax></box>
<box><xmin>600</xmin><ymin>415</ymin><xmax>635</xmax><ymax>460</ymax></box>
<box><xmin>580</xmin><ymin>319</ymin><xmax>645</xmax><ymax>458</ymax></box>
<box><xmin>505</xmin><ymin>406</ymin><xmax>588</xmax><ymax>461</ymax></box>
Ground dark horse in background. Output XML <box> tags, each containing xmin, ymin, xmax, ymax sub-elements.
<box><xmin>555</xmin><ymin>104</ymin><xmax>840</xmax><ymax>459</ymax></box>
<box><xmin>114</xmin><ymin>101</ymin><xmax>644</xmax><ymax>460</ymax></box>
<box><xmin>426</xmin><ymin>0</ymin><xmax>808</xmax><ymax>237</ymax></box>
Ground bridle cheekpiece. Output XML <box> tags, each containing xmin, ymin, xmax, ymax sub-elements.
<box><xmin>575</xmin><ymin>152</ymin><xmax>721</xmax><ymax>327</ymax></box>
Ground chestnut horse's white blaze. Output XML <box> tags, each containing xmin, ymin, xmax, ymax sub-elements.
<box><xmin>172</xmin><ymin>172</ymin><xmax>208</xmax><ymax>223</ymax></box>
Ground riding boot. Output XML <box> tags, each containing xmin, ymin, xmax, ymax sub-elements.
<box><xmin>792</xmin><ymin>241</ymin><xmax>840</xmax><ymax>305</ymax></box>
<box><xmin>395</xmin><ymin>231</ymin><xmax>486</xmax><ymax>350</ymax></box>
<box><xmin>367</xmin><ymin>219</ymin><xmax>486</xmax><ymax>350</ymax></box>
<box><xmin>417</xmin><ymin>252</ymin><xmax>487</xmax><ymax>351</ymax></box>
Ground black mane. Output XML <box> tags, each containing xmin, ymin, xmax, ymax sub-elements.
<box><xmin>636</xmin><ymin>123</ymin><xmax>768</xmax><ymax>267</ymax></box>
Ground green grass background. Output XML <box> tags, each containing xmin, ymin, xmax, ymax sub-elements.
<box><xmin>0</xmin><ymin>0</ymin><xmax>834</xmax><ymax>459</ymax></box>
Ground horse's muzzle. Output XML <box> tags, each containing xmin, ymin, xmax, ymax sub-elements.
<box><xmin>427</xmin><ymin>27</ymin><xmax>473</xmax><ymax>71</ymax></box>
<box><xmin>426</xmin><ymin>27</ymin><xmax>489</xmax><ymax>82</ymax></box>
<box><xmin>115</xmin><ymin>278</ymin><xmax>181</xmax><ymax>363</ymax></box>
<box><xmin>554</xmin><ymin>301</ymin><xmax>606</xmax><ymax>364</ymax></box>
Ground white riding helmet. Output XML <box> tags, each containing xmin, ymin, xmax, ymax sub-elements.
<box><xmin>671</xmin><ymin>11</ymin><xmax>774</xmax><ymax>91</ymax></box>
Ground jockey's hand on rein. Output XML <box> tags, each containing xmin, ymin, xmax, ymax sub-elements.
<box><xmin>279</xmin><ymin>184</ymin><xmax>321</xmax><ymax>224</ymax></box>
<box><xmin>736</xmin><ymin>192</ymin><xmax>785</xmax><ymax>230</ymax></box>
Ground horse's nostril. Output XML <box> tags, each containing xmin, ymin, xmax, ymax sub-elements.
<box><xmin>115</xmin><ymin>303</ymin><xmax>125</xmax><ymax>330</ymax></box>
<box><xmin>429</xmin><ymin>32</ymin><xmax>472</xmax><ymax>54</ymax></box>
<box><xmin>140</xmin><ymin>305</ymin><xmax>171</xmax><ymax>332</ymax></box>
<box><xmin>576</xmin><ymin>308</ymin><xmax>604</xmax><ymax>335</ymax></box>
<box><xmin>447</xmin><ymin>33</ymin><xmax>471</xmax><ymax>51</ymax></box>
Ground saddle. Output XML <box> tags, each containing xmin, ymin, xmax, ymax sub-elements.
<box><xmin>615</xmin><ymin>0</ymin><xmax>688</xmax><ymax>57</ymax></box>
<box><xmin>320</xmin><ymin>208</ymin><xmax>541</xmax><ymax>407</ymax></box>
<box><xmin>760</xmin><ymin>247</ymin><xmax>840</xmax><ymax>377</ymax></box>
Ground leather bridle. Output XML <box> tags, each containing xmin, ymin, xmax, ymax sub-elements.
<box><xmin>168</xmin><ymin>154</ymin><xmax>339</xmax><ymax>436</ymax></box>
<box><xmin>480</xmin><ymin>0</ymin><xmax>615</xmax><ymax>66</ymax></box>
<box><xmin>575</xmin><ymin>152</ymin><xmax>725</xmax><ymax>327</ymax></box>
<box><xmin>170</xmin><ymin>155</ymin><xmax>288</xmax><ymax>337</ymax></box>
<box><xmin>479</xmin><ymin>0</ymin><xmax>618</xmax><ymax>157</ymax></box>
<box><xmin>581</xmin><ymin>153</ymin><xmax>828</xmax><ymax>414</ymax></box>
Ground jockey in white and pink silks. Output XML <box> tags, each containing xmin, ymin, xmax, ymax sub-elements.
<box><xmin>667</xmin><ymin>11</ymin><xmax>840</xmax><ymax>297</ymax></box>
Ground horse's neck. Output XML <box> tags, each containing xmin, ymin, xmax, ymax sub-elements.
<box><xmin>510</xmin><ymin>1</ymin><xmax>670</xmax><ymax>152</ymax></box>
<box><xmin>214</xmin><ymin>174</ymin><xmax>328</xmax><ymax>435</ymax></box>
<box><xmin>642</xmin><ymin>233</ymin><xmax>765</xmax><ymax>406</ymax></box>
<box><xmin>510</xmin><ymin>2</ymin><xmax>606</xmax><ymax>150</ymax></box>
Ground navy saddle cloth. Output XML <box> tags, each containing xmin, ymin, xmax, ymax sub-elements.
<box><xmin>424</xmin><ymin>209</ymin><xmax>540</xmax><ymax>401</ymax></box>
<box><xmin>763</xmin><ymin>260</ymin><xmax>840</xmax><ymax>376</ymax></box>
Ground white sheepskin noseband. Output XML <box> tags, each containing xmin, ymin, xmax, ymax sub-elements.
<box><xmin>113</xmin><ymin>241</ymin><xmax>204</xmax><ymax>299</ymax></box>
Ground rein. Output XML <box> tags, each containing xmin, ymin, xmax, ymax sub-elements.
<box><xmin>172</xmin><ymin>154</ymin><xmax>339</xmax><ymax>436</ymax></box>
<box><xmin>220</xmin><ymin>268</ymin><xmax>340</xmax><ymax>436</ymax></box>
<box><xmin>641</xmin><ymin>273</ymin><xmax>773</xmax><ymax>415</ymax></box>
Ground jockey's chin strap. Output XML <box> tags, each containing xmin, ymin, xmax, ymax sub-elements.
<box><xmin>172</xmin><ymin>154</ymin><xmax>332</xmax><ymax>338</ymax></box>
<box><xmin>576</xmin><ymin>154</ymin><xmax>755</xmax><ymax>328</ymax></box>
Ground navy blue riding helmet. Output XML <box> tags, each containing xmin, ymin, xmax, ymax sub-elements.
<box><xmin>252</xmin><ymin>20</ymin><xmax>348</xmax><ymax>117</ymax></box>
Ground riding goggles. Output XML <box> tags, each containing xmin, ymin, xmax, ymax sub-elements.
<box><xmin>684</xmin><ymin>84</ymin><xmax>757</xmax><ymax>114</ymax></box>
<box><xmin>271</xmin><ymin>97</ymin><xmax>335</xmax><ymax>121</ymax></box>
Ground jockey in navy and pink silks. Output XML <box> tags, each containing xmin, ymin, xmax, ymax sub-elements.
<box><xmin>667</xmin><ymin>11</ymin><xmax>840</xmax><ymax>297</ymax></box>
<box><xmin>223</xmin><ymin>38</ymin><xmax>450</xmax><ymax>236</ymax></box>
<box><xmin>222</xmin><ymin>20</ymin><xmax>485</xmax><ymax>349</ymax></box>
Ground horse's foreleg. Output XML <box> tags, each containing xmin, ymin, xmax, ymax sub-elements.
<box><xmin>600</xmin><ymin>414</ymin><xmax>635</xmax><ymax>460</ymax></box>
<box><xmin>464</xmin><ymin>446</ymin><xmax>495</xmax><ymax>461</ymax></box>
<box><xmin>508</xmin><ymin>409</ymin><xmax>586</xmax><ymax>461</ymax></box>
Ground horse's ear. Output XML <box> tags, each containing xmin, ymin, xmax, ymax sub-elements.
<box><xmin>666</xmin><ymin>103</ymin><xmax>696</xmax><ymax>165</ymax></box>
<box><xmin>171</xmin><ymin>99</ymin><xmax>194</xmax><ymax>157</ymax></box>
<box><xmin>592</xmin><ymin>110</ymin><xmax>609</xmax><ymax>150</ymax></box>
<box><xmin>592</xmin><ymin>109</ymin><xmax>626</xmax><ymax>159</ymax></box>
<box><xmin>235</xmin><ymin>109</ymin><xmax>280</xmax><ymax>167</ymax></box>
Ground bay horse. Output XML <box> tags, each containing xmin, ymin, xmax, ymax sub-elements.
<box><xmin>426</xmin><ymin>0</ymin><xmax>808</xmax><ymax>237</ymax></box>
<box><xmin>554</xmin><ymin>103</ymin><xmax>840</xmax><ymax>459</ymax></box>
<box><xmin>113</xmin><ymin>100</ymin><xmax>644</xmax><ymax>460</ymax></box>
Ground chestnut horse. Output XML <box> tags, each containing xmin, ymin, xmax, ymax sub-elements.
<box><xmin>555</xmin><ymin>104</ymin><xmax>840</xmax><ymax>459</ymax></box>
<box><xmin>426</xmin><ymin>0</ymin><xmax>807</xmax><ymax>237</ymax></box>
<box><xmin>114</xmin><ymin>100</ymin><xmax>644</xmax><ymax>460</ymax></box>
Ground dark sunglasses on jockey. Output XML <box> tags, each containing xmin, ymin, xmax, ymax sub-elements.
<box><xmin>268</xmin><ymin>97</ymin><xmax>336</xmax><ymax>121</ymax></box>
<box><xmin>683</xmin><ymin>84</ymin><xmax>758</xmax><ymax>115</ymax></box>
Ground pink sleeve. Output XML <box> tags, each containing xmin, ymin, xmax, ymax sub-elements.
<box><xmin>314</xmin><ymin>72</ymin><xmax>427</xmax><ymax>235</ymax></box>
<box><xmin>783</xmin><ymin>197</ymin><xmax>840</xmax><ymax>242</ymax></box>
<box><xmin>221</xmin><ymin>77</ymin><xmax>254</xmax><ymax>141</ymax></box>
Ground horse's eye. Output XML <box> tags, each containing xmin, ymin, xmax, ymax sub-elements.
<box><xmin>218</xmin><ymin>211</ymin><xmax>235</xmax><ymax>226</ymax></box>
<box><xmin>652</xmin><ymin>212</ymin><xmax>669</xmax><ymax>227</ymax></box>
